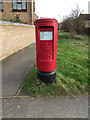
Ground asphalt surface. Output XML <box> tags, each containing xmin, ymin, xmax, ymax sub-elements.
<box><xmin>2</xmin><ymin>44</ymin><xmax>36</xmax><ymax>97</ymax></box>
<box><xmin>2</xmin><ymin>95</ymin><xmax>88</xmax><ymax>118</ymax></box>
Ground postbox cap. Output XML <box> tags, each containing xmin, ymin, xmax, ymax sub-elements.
<box><xmin>36</xmin><ymin>18</ymin><xmax>58</xmax><ymax>22</ymax></box>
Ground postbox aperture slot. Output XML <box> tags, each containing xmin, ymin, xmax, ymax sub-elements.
<box><xmin>39</xmin><ymin>26</ymin><xmax>53</xmax><ymax>28</ymax></box>
<box><xmin>40</xmin><ymin>31</ymin><xmax>53</xmax><ymax>40</ymax></box>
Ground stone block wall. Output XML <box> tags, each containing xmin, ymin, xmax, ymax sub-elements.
<box><xmin>0</xmin><ymin>22</ymin><xmax>35</xmax><ymax>60</ymax></box>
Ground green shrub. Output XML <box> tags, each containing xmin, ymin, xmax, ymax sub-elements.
<box><xmin>15</xmin><ymin>14</ymin><xmax>21</xmax><ymax>23</ymax></box>
<box><xmin>10</xmin><ymin>19</ymin><xmax>14</xmax><ymax>22</ymax></box>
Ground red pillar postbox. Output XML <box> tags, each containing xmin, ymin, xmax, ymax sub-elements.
<box><xmin>35</xmin><ymin>18</ymin><xmax>58</xmax><ymax>83</ymax></box>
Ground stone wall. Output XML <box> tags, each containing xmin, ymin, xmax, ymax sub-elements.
<box><xmin>0</xmin><ymin>22</ymin><xmax>35</xmax><ymax>60</ymax></box>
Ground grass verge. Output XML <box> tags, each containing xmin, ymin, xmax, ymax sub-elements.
<box><xmin>23</xmin><ymin>32</ymin><xmax>88</xmax><ymax>97</ymax></box>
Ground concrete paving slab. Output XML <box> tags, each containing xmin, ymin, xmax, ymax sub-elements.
<box><xmin>2</xmin><ymin>44</ymin><xmax>36</xmax><ymax>97</ymax></box>
<box><xmin>2</xmin><ymin>95</ymin><xmax>88</xmax><ymax>118</ymax></box>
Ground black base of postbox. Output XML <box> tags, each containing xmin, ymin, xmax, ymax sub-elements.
<box><xmin>37</xmin><ymin>70</ymin><xmax>56</xmax><ymax>84</ymax></box>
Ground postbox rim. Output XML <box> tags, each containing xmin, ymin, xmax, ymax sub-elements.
<box><xmin>36</xmin><ymin>18</ymin><xmax>58</xmax><ymax>22</ymax></box>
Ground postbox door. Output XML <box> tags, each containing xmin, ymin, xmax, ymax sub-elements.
<box><xmin>39</xmin><ymin>27</ymin><xmax>54</xmax><ymax>61</ymax></box>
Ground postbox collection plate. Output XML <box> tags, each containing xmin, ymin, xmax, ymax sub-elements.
<box><xmin>40</xmin><ymin>31</ymin><xmax>53</xmax><ymax>40</ymax></box>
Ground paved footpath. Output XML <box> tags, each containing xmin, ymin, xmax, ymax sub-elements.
<box><xmin>2</xmin><ymin>95</ymin><xmax>88</xmax><ymax>118</ymax></box>
<box><xmin>2</xmin><ymin>44</ymin><xmax>36</xmax><ymax>97</ymax></box>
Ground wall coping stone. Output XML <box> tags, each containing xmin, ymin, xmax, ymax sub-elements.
<box><xmin>0</xmin><ymin>20</ymin><xmax>35</xmax><ymax>27</ymax></box>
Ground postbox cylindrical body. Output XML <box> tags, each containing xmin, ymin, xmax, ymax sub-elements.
<box><xmin>35</xmin><ymin>18</ymin><xmax>58</xmax><ymax>83</ymax></box>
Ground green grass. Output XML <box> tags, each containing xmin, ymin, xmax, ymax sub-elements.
<box><xmin>23</xmin><ymin>32</ymin><xmax>88</xmax><ymax>97</ymax></box>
